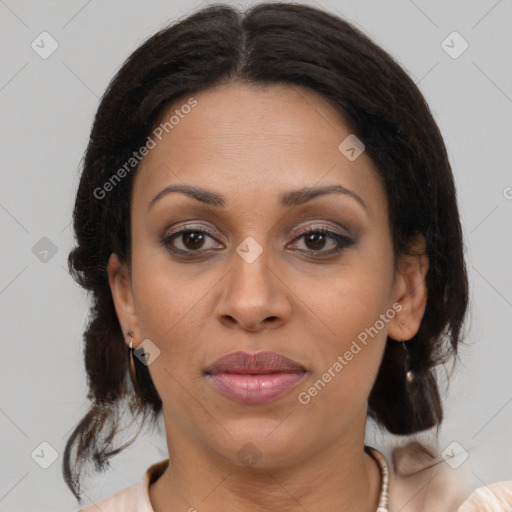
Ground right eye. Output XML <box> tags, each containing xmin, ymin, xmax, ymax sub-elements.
<box><xmin>160</xmin><ymin>225</ymin><xmax>224</xmax><ymax>255</ymax></box>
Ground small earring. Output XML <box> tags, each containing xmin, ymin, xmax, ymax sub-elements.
<box><xmin>401</xmin><ymin>341</ymin><xmax>414</xmax><ymax>383</ymax></box>
<box><xmin>126</xmin><ymin>330</ymin><xmax>136</xmax><ymax>356</ymax></box>
<box><xmin>126</xmin><ymin>330</ymin><xmax>137</xmax><ymax>383</ymax></box>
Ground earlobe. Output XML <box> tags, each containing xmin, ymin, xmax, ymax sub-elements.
<box><xmin>388</xmin><ymin>235</ymin><xmax>429</xmax><ymax>342</ymax></box>
<box><xmin>107</xmin><ymin>253</ymin><xmax>139</xmax><ymax>346</ymax></box>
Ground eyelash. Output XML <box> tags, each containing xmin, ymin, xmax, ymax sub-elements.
<box><xmin>160</xmin><ymin>224</ymin><xmax>354</xmax><ymax>259</ymax></box>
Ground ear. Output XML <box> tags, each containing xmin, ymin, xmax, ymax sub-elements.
<box><xmin>107</xmin><ymin>253</ymin><xmax>140</xmax><ymax>348</ymax></box>
<box><xmin>387</xmin><ymin>234</ymin><xmax>429</xmax><ymax>342</ymax></box>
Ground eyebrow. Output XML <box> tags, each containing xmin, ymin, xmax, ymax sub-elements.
<box><xmin>147</xmin><ymin>183</ymin><xmax>368</xmax><ymax>212</ymax></box>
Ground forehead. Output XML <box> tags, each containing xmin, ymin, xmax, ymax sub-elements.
<box><xmin>133</xmin><ymin>82</ymin><xmax>385</xmax><ymax>217</ymax></box>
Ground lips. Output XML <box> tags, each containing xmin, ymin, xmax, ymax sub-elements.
<box><xmin>204</xmin><ymin>351</ymin><xmax>307</xmax><ymax>405</ymax></box>
<box><xmin>204</xmin><ymin>350</ymin><xmax>306</xmax><ymax>375</ymax></box>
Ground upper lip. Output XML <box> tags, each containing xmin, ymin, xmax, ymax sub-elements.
<box><xmin>204</xmin><ymin>351</ymin><xmax>306</xmax><ymax>375</ymax></box>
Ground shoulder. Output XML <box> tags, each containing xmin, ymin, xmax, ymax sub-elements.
<box><xmin>385</xmin><ymin>441</ymin><xmax>511</xmax><ymax>512</ymax></box>
<box><xmin>79</xmin><ymin>481</ymin><xmax>146</xmax><ymax>512</ymax></box>
<box><xmin>77</xmin><ymin>459</ymin><xmax>169</xmax><ymax>512</ymax></box>
<box><xmin>457</xmin><ymin>480</ymin><xmax>512</xmax><ymax>511</ymax></box>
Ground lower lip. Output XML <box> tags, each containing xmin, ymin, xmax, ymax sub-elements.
<box><xmin>207</xmin><ymin>372</ymin><xmax>306</xmax><ymax>405</ymax></box>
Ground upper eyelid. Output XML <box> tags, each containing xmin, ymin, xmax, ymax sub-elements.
<box><xmin>294</xmin><ymin>223</ymin><xmax>349</xmax><ymax>236</ymax></box>
<box><xmin>163</xmin><ymin>221</ymin><xmax>349</xmax><ymax>240</ymax></box>
<box><xmin>164</xmin><ymin>223</ymin><xmax>222</xmax><ymax>240</ymax></box>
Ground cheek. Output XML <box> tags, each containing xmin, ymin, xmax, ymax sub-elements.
<box><xmin>130</xmin><ymin>246</ymin><xmax>221</xmax><ymax>369</ymax></box>
<box><xmin>299</xmin><ymin>245</ymin><xmax>394</xmax><ymax>398</ymax></box>
<box><xmin>131</xmin><ymin>266</ymin><xmax>181</xmax><ymax>340</ymax></box>
<box><xmin>309</xmin><ymin>256</ymin><xmax>394</xmax><ymax>347</ymax></box>
<box><xmin>295</xmin><ymin>275</ymin><xmax>390</xmax><ymax>423</ymax></box>
<box><xmin>130</xmin><ymin>237</ymin><xmax>200</xmax><ymax>332</ymax></box>
<box><xmin>129</xmin><ymin>253</ymin><xmax>211</xmax><ymax>412</ymax></box>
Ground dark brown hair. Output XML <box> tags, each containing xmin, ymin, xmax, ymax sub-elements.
<box><xmin>63</xmin><ymin>2</ymin><xmax>468</xmax><ymax>501</ymax></box>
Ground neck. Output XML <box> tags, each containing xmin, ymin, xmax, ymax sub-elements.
<box><xmin>149</xmin><ymin>416</ymin><xmax>382</xmax><ymax>512</ymax></box>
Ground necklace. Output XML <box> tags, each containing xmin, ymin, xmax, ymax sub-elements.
<box><xmin>366</xmin><ymin>446</ymin><xmax>390</xmax><ymax>512</ymax></box>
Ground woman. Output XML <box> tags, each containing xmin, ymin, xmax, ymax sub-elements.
<box><xmin>63</xmin><ymin>3</ymin><xmax>511</xmax><ymax>511</ymax></box>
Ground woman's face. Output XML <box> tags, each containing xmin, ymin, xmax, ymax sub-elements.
<box><xmin>109</xmin><ymin>82</ymin><xmax>425</xmax><ymax>468</ymax></box>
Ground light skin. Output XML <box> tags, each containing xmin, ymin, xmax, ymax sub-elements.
<box><xmin>108</xmin><ymin>82</ymin><xmax>429</xmax><ymax>512</ymax></box>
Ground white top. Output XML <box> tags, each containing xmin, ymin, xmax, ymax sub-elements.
<box><xmin>78</xmin><ymin>448</ymin><xmax>512</xmax><ymax>512</ymax></box>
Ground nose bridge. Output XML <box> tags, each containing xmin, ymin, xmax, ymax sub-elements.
<box><xmin>230</xmin><ymin>235</ymin><xmax>273</xmax><ymax>303</ymax></box>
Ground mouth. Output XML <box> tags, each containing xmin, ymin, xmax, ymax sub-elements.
<box><xmin>204</xmin><ymin>351</ymin><xmax>307</xmax><ymax>405</ymax></box>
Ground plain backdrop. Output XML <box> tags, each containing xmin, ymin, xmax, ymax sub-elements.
<box><xmin>1</xmin><ymin>0</ymin><xmax>511</xmax><ymax>510</ymax></box>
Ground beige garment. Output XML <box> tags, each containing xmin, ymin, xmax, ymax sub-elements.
<box><xmin>79</xmin><ymin>458</ymin><xmax>166</xmax><ymax>512</ymax></box>
<box><xmin>78</xmin><ymin>451</ymin><xmax>512</xmax><ymax>512</ymax></box>
<box><xmin>458</xmin><ymin>481</ymin><xmax>512</xmax><ymax>512</ymax></box>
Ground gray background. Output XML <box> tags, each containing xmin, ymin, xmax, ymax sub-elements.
<box><xmin>1</xmin><ymin>0</ymin><xmax>511</xmax><ymax>510</ymax></box>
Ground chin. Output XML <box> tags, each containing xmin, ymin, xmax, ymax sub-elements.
<box><xmin>212</xmin><ymin>420</ymin><xmax>310</xmax><ymax>468</ymax></box>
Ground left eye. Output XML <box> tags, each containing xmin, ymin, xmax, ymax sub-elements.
<box><xmin>289</xmin><ymin>227</ymin><xmax>353</xmax><ymax>253</ymax></box>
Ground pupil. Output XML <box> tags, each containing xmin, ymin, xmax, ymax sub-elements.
<box><xmin>184</xmin><ymin>232</ymin><xmax>204</xmax><ymax>249</ymax></box>
<box><xmin>306</xmin><ymin>233</ymin><xmax>325</xmax><ymax>250</ymax></box>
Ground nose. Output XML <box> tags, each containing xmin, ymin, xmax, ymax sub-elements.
<box><xmin>215</xmin><ymin>241</ymin><xmax>292</xmax><ymax>333</ymax></box>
